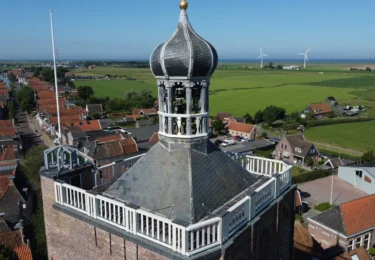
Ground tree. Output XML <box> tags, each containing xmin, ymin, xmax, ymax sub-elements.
<box><xmin>243</xmin><ymin>113</ymin><xmax>253</xmax><ymax>124</ymax></box>
<box><xmin>59</xmin><ymin>77</ymin><xmax>76</xmax><ymax>88</ymax></box>
<box><xmin>262</xmin><ymin>105</ymin><xmax>286</xmax><ymax>125</ymax></box>
<box><xmin>268</xmin><ymin>62</ymin><xmax>274</xmax><ymax>69</ymax></box>
<box><xmin>16</xmin><ymin>86</ymin><xmax>35</xmax><ymax>113</ymax></box>
<box><xmin>7</xmin><ymin>100</ymin><xmax>15</xmax><ymax>120</ymax></box>
<box><xmin>276</xmin><ymin>64</ymin><xmax>283</xmax><ymax>69</ymax></box>
<box><xmin>261</xmin><ymin>132</ymin><xmax>268</xmax><ymax>139</ymax></box>
<box><xmin>288</xmin><ymin>112</ymin><xmax>301</xmax><ymax>122</ymax></box>
<box><xmin>212</xmin><ymin>118</ymin><xmax>225</xmax><ymax>133</ymax></box>
<box><xmin>0</xmin><ymin>244</ymin><xmax>18</xmax><ymax>260</ymax></box>
<box><xmin>361</xmin><ymin>150</ymin><xmax>375</xmax><ymax>162</ymax></box>
<box><xmin>77</xmin><ymin>86</ymin><xmax>94</xmax><ymax>101</ymax></box>
<box><xmin>254</xmin><ymin>110</ymin><xmax>264</xmax><ymax>124</ymax></box>
<box><xmin>366</xmin><ymin>67</ymin><xmax>372</xmax><ymax>72</ymax></box>
<box><xmin>7</xmin><ymin>72</ymin><xmax>17</xmax><ymax>83</ymax></box>
<box><xmin>40</xmin><ymin>67</ymin><xmax>54</xmax><ymax>82</ymax></box>
<box><xmin>22</xmin><ymin>145</ymin><xmax>47</xmax><ymax>189</ymax></box>
<box><xmin>306</xmin><ymin>157</ymin><xmax>314</xmax><ymax>167</ymax></box>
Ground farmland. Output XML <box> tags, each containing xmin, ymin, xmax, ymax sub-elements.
<box><xmin>304</xmin><ymin>121</ymin><xmax>375</xmax><ymax>152</ymax></box>
<box><xmin>73</xmin><ymin>65</ymin><xmax>375</xmax><ymax>116</ymax></box>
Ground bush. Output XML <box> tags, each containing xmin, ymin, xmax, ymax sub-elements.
<box><xmin>292</xmin><ymin>169</ymin><xmax>331</xmax><ymax>184</ymax></box>
<box><xmin>295</xmin><ymin>214</ymin><xmax>304</xmax><ymax>223</ymax></box>
<box><xmin>314</xmin><ymin>202</ymin><xmax>334</xmax><ymax>212</ymax></box>
<box><xmin>369</xmin><ymin>247</ymin><xmax>375</xmax><ymax>256</ymax></box>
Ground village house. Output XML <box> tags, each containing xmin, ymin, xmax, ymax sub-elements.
<box><xmin>308</xmin><ymin>194</ymin><xmax>375</xmax><ymax>254</ymax></box>
<box><xmin>338</xmin><ymin>163</ymin><xmax>375</xmax><ymax>195</ymax></box>
<box><xmin>135</xmin><ymin>119</ymin><xmax>154</xmax><ymax>128</ymax></box>
<box><xmin>86</xmin><ymin>104</ymin><xmax>103</xmax><ymax>117</ymax></box>
<box><xmin>302</xmin><ymin>102</ymin><xmax>333</xmax><ymax>119</ymax></box>
<box><xmin>80</xmin><ymin>137</ymin><xmax>139</xmax><ymax>166</ymax></box>
<box><xmin>227</xmin><ymin>121</ymin><xmax>258</xmax><ymax>140</ymax></box>
<box><xmin>132</xmin><ymin>108</ymin><xmax>158</xmax><ymax>117</ymax></box>
<box><xmin>275</xmin><ymin>135</ymin><xmax>320</xmax><ymax>165</ymax></box>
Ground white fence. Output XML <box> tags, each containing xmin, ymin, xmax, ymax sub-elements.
<box><xmin>53</xmin><ymin>155</ymin><xmax>292</xmax><ymax>257</ymax></box>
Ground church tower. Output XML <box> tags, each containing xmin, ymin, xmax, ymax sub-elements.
<box><xmin>40</xmin><ymin>1</ymin><xmax>296</xmax><ymax>259</ymax></box>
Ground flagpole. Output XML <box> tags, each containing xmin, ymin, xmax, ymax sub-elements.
<box><xmin>49</xmin><ymin>10</ymin><xmax>62</xmax><ymax>144</ymax></box>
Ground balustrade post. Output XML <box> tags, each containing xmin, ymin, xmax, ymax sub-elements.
<box><xmin>172</xmin><ymin>225</ymin><xmax>177</xmax><ymax>251</ymax></box>
<box><xmin>182</xmin><ymin>229</ymin><xmax>188</xmax><ymax>255</ymax></box>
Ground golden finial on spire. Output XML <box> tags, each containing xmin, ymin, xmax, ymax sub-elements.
<box><xmin>180</xmin><ymin>0</ymin><xmax>188</xmax><ymax>10</ymax></box>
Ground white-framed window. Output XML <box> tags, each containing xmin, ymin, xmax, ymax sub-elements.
<box><xmin>311</xmin><ymin>148</ymin><xmax>315</xmax><ymax>154</ymax></box>
<box><xmin>348</xmin><ymin>239</ymin><xmax>354</xmax><ymax>251</ymax></box>
<box><xmin>356</xmin><ymin>236</ymin><xmax>361</xmax><ymax>248</ymax></box>
<box><xmin>364</xmin><ymin>234</ymin><xmax>370</xmax><ymax>250</ymax></box>
<box><xmin>295</xmin><ymin>147</ymin><xmax>302</xmax><ymax>153</ymax></box>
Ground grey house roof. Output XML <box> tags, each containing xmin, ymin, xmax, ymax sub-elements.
<box><xmin>105</xmin><ymin>140</ymin><xmax>259</xmax><ymax>224</ymax></box>
<box><xmin>310</xmin><ymin>206</ymin><xmax>346</xmax><ymax>235</ymax></box>
<box><xmin>150</xmin><ymin>8</ymin><xmax>218</xmax><ymax>79</ymax></box>
<box><xmin>286</xmin><ymin>135</ymin><xmax>315</xmax><ymax>158</ymax></box>
<box><xmin>125</xmin><ymin>126</ymin><xmax>159</xmax><ymax>142</ymax></box>
<box><xmin>87</xmin><ymin>104</ymin><xmax>103</xmax><ymax>114</ymax></box>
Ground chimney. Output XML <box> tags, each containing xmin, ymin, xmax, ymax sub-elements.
<box><xmin>19</xmin><ymin>220</ymin><xmax>25</xmax><ymax>244</ymax></box>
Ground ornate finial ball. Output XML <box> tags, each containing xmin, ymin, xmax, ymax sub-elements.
<box><xmin>180</xmin><ymin>0</ymin><xmax>188</xmax><ymax>10</ymax></box>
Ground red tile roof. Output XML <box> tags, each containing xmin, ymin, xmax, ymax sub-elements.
<box><xmin>0</xmin><ymin>89</ymin><xmax>9</xmax><ymax>96</ymax></box>
<box><xmin>227</xmin><ymin>121</ymin><xmax>255</xmax><ymax>134</ymax></box>
<box><xmin>125</xmin><ymin>114</ymin><xmax>141</xmax><ymax>119</ymax></box>
<box><xmin>149</xmin><ymin>132</ymin><xmax>159</xmax><ymax>144</ymax></box>
<box><xmin>0</xmin><ymin>82</ymin><xmax>7</xmax><ymax>89</ymax></box>
<box><xmin>37</xmin><ymin>91</ymin><xmax>55</xmax><ymax>99</ymax></box>
<box><xmin>14</xmin><ymin>245</ymin><xmax>33</xmax><ymax>260</ymax></box>
<box><xmin>132</xmin><ymin>108</ymin><xmax>157</xmax><ymax>115</ymax></box>
<box><xmin>37</xmin><ymin>97</ymin><xmax>66</xmax><ymax>106</ymax></box>
<box><xmin>294</xmin><ymin>221</ymin><xmax>324</xmax><ymax>258</ymax></box>
<box><xmin>341</xmin><ymin>194</ymin><xmax>375</xmax><ymax>235</ymax></box>
<box><xmin>64</xmin><ymin>120</ymin><xmax>101</xmax><ymax>132</ymax></box>
<box><xmin>0</xmin><ymin>146</ymin><xmax>17</xmax><ymax>161</ymax></box>
<box><xmin>0</xmin><ymin>120</ymin><xmax>14</xmax><ymax>129</ymax></box>
<box><xmin>97</xmin><ymin>134</ymin><xmax>124</xmax><ymax>143</ymax></box>
<box><xmin>50</xmin><ymin>115</ymin><xmax>82</xmax><ymax>126</ymax></box>
<box><xmin>0</xmin><ymin>230</ymin><xmax>22</xmax><ymax>248</ymax></box>
<box><xmin>0</xmin><ymin>129</ymin><xmax>16</xmax><ymax>136</ymax></box>
<box><xmin>310</xmin><ymin>102</ymin><xmax>332</xmax><ymax>115</ymax></box>
<box><xmin>336</xmin><ymin>247</ymin><xmax>371</xmax><ymax>260</ymax></box>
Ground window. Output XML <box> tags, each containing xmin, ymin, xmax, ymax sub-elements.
<box><xmin>295</xmin><ymin>147</ymin><xmax>301</xmax><ymax>153</ymax></box>
<box><xmin>311</xmin><ymin>149</ymin><xmax>315</xmax><ymax>154</ymax></box>
<box><xmin>285</xmin><ymin>145</ymin><xmax>287</xmax><ymax>149</ymax></box>
<box><xmin>348</xmin><ymin>240</ymin><xmax>354</xmax><ymax>251</ymax></box>
<box><xmin>355</xmin><ymin>171</ymin><xmax>363</xmax><ymax>178</ymax></box>
<box><xmin>364</xmin><ymin>234</ymin><xmax>370</xmax><ymax>250</ymax></box>
<box><xmin>356</xmin><ymin>237</ymin><xmax>361</xmax><ymax>248</ymax></box>
<box><xmin>281</xmin><ymin>144</ymin><xmax>283</xmax><ymax>149</ymax></box>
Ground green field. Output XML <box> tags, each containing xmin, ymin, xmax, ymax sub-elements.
<box><xmin>74</xmin><ymin>65</ymin><xmax>375</xmax><ymax>116</ymax></box>
<box><xmin>304</xmin><ymin>121</ymin><xmax>375</xmax><ymax>152</ymax></box>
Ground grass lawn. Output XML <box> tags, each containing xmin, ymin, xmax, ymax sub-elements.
<box><xmin>305</xmin><ymin>121</ymin><xmax>375</xmax><ymax>152</ymax></box>
<box><xmin>75</xmin><ymin>79</ymin><xmax>157</xmax><ymax>98</ymax></box>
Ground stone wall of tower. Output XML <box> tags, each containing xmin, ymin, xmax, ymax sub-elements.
<box><xmin>221</xmin><ymin>186</ymin><xmax>295</xmax><ymax>260</ymax></box>
<box><xmin>41</xmin><ymin>176</ymin><xmax>168</xmax><ymax>260</ymax></box>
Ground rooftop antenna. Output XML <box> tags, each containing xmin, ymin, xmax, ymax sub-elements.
<box><xmin>257</xmin><ymin>48</ymin><xmax>268</xmax><ymax>68</ymax></box>
<box><xmin>49</xmin><ymin>10</ymin><xmax>62</xmax><ymax>144</ymax></box>
<box><xmin>297</xmin><ymin>48</ymin><xmax>310</xmax><ymax>69</ymax></box>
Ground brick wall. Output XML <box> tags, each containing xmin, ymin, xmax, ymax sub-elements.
<box><xmin>41</xmin><ymin>176</ymin><xmax>168</xmax><ymax>260</ymax></box>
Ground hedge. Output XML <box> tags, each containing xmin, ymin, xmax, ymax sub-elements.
<box><xmin>318</xmin><ymin>148</ymin><xmax>361</xmax><ymax>161</ymax></box>
<box><xmin>292</xmin><ymin>169</ymin><xmax>331</xmax><ymax>184</ymax></box>
<box><xmin>295</xmin><ymin>214</ymin><xmax>304</xmax><ymax>223</ymax></box>
<box><xmin>282</xmin><ymin>117</ymin><xmax>375</xmax><ymax>130</ymax></box>
<box><xmin>314</xmin><ymin>202</ymin><xmax>334</xmax><ymax>212</ymax></box>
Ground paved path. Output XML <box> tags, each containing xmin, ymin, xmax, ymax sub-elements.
<box><xmin>298</xmin><ymin>175</ymin><xmax>367</xmax><ymax>206</ymax></box>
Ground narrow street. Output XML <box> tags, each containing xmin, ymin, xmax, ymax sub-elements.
<box><xmin>15</xmin><ymin>107</ymin><xmax>44</xmax><ymax>151</ymax></box>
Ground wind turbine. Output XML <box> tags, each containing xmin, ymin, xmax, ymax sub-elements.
<box><xmin>257</xmin><ymin>48</ymin><xmax>268</xmax><ymax>68</ymax></box>
<box><xmin>298</xmin><ymin>48</ymin><xmax>310</xmax><ymax>68</ymax></box>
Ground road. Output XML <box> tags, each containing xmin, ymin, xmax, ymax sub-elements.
<box><xmin>15</xmin><ymin>108</ymin><xmax>44</xmax><ymax>152</ymax></box>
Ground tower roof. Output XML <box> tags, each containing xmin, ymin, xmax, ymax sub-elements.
<box><xmin>150</xmin><ymin>0</ymin><xmax>218</xmax><ymax>79</ymax></box>
<box><xmin>105</xmin><ymin>141</ymin><xmax>259</xmax><ymax>224</ymax></box>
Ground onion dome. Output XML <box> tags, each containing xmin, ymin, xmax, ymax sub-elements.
<box><xmin>150</xmin><ymin>0</ymin><xmax>218</xmax><ymax>79</ymax></box>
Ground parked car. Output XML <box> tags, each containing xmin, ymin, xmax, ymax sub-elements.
<box><xmin>241</xmin><ymin>138</ymin><xmax>249</xmax><ymax>142</ymax></box>
<box><xmin>237</xmin><ymin>136</ymin><xmax>244</xmax><ymax>141</ymax></box>
<box><xmin>222</xmin><ymin>139</ymin><xmax>235</xmax><ymax>146</ymax></box>
<box><xmin>214</xmin><ymin>140</ymin><xmax>223</xmax><ymax>146</ymax></box>
<box><xmin>233</xmin><ymin>136</ymin><xmax>240</xmax><ymax>140</ymax></box>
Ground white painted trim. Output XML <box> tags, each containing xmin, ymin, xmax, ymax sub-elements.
<box><xmin>158</xmin><ymin>111</ymin><xmax>207</xmax><ymax>118</ymax></box>
<box><xmin>159</xmin><ymin>132</ymin><xmax>207</xmax><ymax>139</ymax></box>
<box><xmin>186</xmin><ymin>217</ymin><xmax>221</xmax><ymax>231</ymax></box>
<box><xmin>227</xmin><ymin>197</ymin><xmax>250</xmax><ymax>212</ymax></box>
<box><xmin>186</xmin><ymin>241</ymin><xmax>220</xmax><ymax>256</ymax></box>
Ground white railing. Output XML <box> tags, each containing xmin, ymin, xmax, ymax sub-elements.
<box><xmin>53</xmin><ymin>155</ymin><xmax>292</xmax><ymax>257</ymax></box>
<box><xmin>95</xmin><ymin>154</ymin><xmax>144</xmax><ymax>187</ymax></box>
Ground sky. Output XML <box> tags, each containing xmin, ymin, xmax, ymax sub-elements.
<box><xmin>1</xmin><ymin>0</ymin><xmax>374</xmax><ymax>60</ymax></box>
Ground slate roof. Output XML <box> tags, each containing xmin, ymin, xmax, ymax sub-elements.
<box><xmin>87</xmin><ymin>104</ymin><xmax>103</xmax><ymax>114</ymax></box>
<box><xmin>310</xmin><ymin>206</ymin><xmax>346</xmax><ymax>234</ymax></box>
<box><xmin>326</xmin><ymin>158</ymin><xmax>344</xmax><ymax>168</ymax></box>
<box><xmin>105</xmin><ymin>140</ymin><xmax>259</xmax><ymax>224</ymax></box>
<box><xmin>137</xmin><ymin>119</ymin><xmax>154</xmax><ymax>127</ymax></box>
<box><xmin>98</xmin><ymin>118</ymin><xmax>115</xmax><ymax>129</ymax></box>
<box><xmin>0</xmin><ymin>179</ymin><xmax>25</xmax><ymax>225</ymax></box>
<box><xmin>286</xmin><ymin>135</ymin><xmax>315</xmax><ymax>158</ymax></box>
<box><xmin>70</xmin><ymin>131</ymin><xmax>87</xmax><ymax>140</ymax></box>
<box><xmin>125</xmin><ymin>126</ymin><xmax>159</xmax><ymax>142</ymax></box>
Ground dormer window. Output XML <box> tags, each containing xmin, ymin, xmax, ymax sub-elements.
<box><xmin>295</xmin><ymin>147</ymin><xmax>302</xmax><ymax>153</ymax></box>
